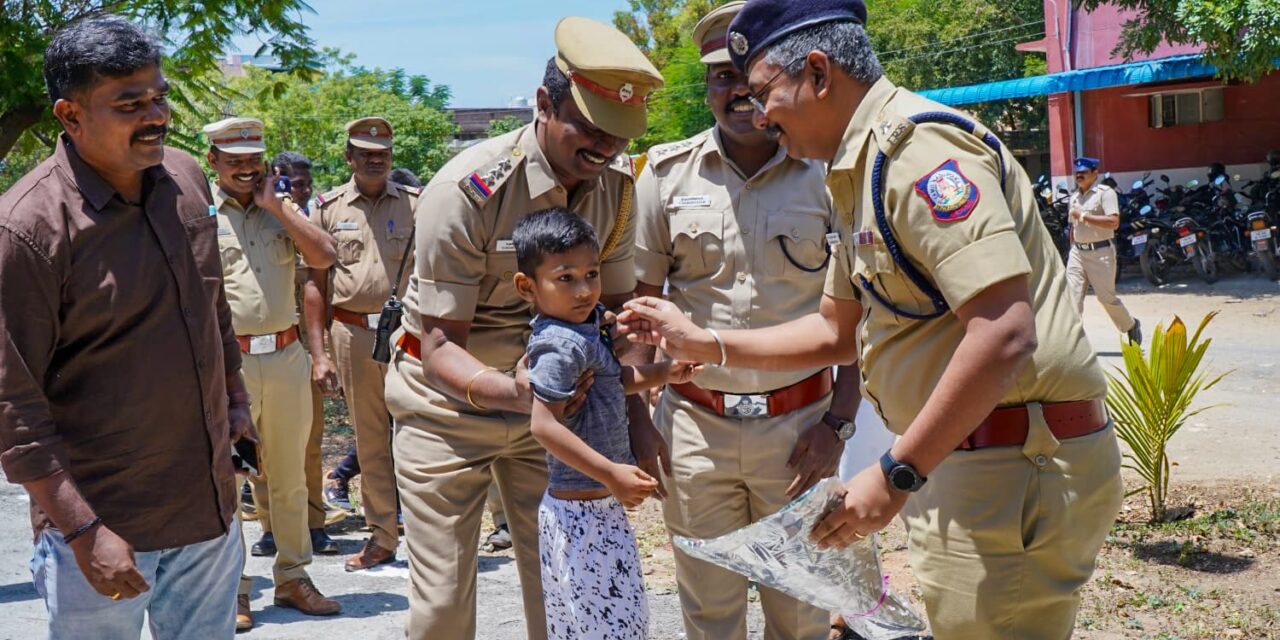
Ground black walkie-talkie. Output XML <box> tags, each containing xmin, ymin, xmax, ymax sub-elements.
<box><xmin>371</xmin><ymin>226</ymin><xmax>416</xmax><ymax>364</ymax></box>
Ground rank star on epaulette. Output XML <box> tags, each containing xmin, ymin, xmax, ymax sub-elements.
<box><xmin>914</xmin><ymin>159</ymin><xmax>980</xmax><ymax>223</ymax></box>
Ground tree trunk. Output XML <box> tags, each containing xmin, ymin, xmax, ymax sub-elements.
<box><xmin>0</xmin><ymin>103</ymin><xmax>47</xmax><ymax>162</ymax></box>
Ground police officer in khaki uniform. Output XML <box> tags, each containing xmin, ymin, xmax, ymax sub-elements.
<box><xmin>383</xmin><ymin>17</ymin><xmax>662</xmax><ymax>640</ymax></box>
<box><xmin>634</xmin><ymin>4</ymin><xmax>858</xmax><ymax>639</ymax></box>
<box><xmin>306</xmin><ymin>117</ymin><xmax>420</xmax><ymax>572</ymax></box>
<box><xmin>1066</xmin><ymin>156</ymin><xmax>1142</xmax><ymax>344</ymax></box>
<box><xmin>203</xmin><ymin>118</ymin><xmax>342</xmax><ymax>626</ymax></box>
<box><xmin>618</xmin><ymin>2</ymin><xmax>1124</xmax><ymax>638</ymax></box>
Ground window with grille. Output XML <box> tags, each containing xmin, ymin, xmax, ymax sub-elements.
<box><xmin>1149</xmin><ymin>88</ymin><xmax>1224</xmax><ymax>128</ymax></box>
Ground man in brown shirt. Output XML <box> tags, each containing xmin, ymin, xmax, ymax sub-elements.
<box><xmin>0</xmin><ymin>17</ymin><xmax>251</xmax><ymax>639</ymax></box>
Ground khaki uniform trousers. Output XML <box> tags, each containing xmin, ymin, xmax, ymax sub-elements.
<box><xmin>656</xmin><ymin>388</ymin><xmax>831</xmax><ymax>640</ymax></box>
<box><xmin>332</xmin><ymin>320</ymin><xmax>399</xmax><ymax>550</ymax></box>
<box><xmin>488</xmin><ymin>483</ymin><xmax>507</xmax><ymax>530</ymax></box>
<box><xmin>237</xmin><ymin>341</ymin><xmax>314</xmax><ymax>590</ymax></box>
<box><xmin>386</xmin><ymin>349</ymin><xmax>548</xmax><ymax>640</ymax></box>
<box><xmin>1065</xmin><ymin>245</ymin><xmax>1134</xmax><ymax>332</ymax></box>
<box><xmin>900</xmin><ymin>411</ymin><xmax>1123</xmax><ymax>640</ymax></box>
<box><xmin>252</xmin><ymin>382</ymin><xmax>327</xmax><ymax>532</ymax></box>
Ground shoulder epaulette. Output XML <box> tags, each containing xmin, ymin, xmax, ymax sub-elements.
<box><xmin>646</xmin><ymin>131</ymin><xmax>708</xmax><ymax>168</ymax></box>
<box><xmin>315</xmin><ymin>187</ymin><xmax>343</xmax><ymax>208</ymax></box>
<box><xmin>400</xmin><ymin>184</ymin><xmax>423</xmax><ymax>197</ymax></box>
<box><xmin>871</xmin><ymin>114</ymin><xmax>914</xmax><ymax>157</ymax></box>
<box><xmin>607</xmin><ymin>153</ymin><xmax>635</xmax><ymax>178</ymax></box>
<box><xmin>458</xmin><ymin>152</ymin><xmax>518</xmax><ymax>208</ymax></box>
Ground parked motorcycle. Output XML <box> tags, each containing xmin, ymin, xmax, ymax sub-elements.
<box><xmin>1172</xmin><ymin>215</ymin><xmax>1217</xmax><ymax>283</ymax></box>
<box><xmin>1245</xmin><ymin>210</ymin><xmax>1278</xmax><ymax>280</ymax></box>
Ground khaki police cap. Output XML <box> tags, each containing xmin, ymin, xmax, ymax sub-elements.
<box><xmin>345</xmin><ymin>117</ymin><xmax>393</xmax><ymax>150</ymax></box>
<box><xmin>693</xmin><ymin>2</ymin><xmax>746</xmax><ymax>64</ymax></box>
<box><xmin>554</xmin><ymin>16</ymin><xmax>664</xmax><ymax>140</ymax></box>
<box><xmin>203</xmin><ymin>117</ymin><xmax>265</xmax><ymax>154</ymax></box>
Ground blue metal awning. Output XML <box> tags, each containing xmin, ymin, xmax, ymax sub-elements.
<box><xmin>918</xmin><ymin>54</ymin><xmax>1219</xmax><ymax>106</ymax></box>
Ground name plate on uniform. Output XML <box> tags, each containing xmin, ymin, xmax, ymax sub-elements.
<box><xmin>248</xmin><ymin>335</ymin><xmax>277</xmax><ymax>355</ymax></box>
<box><xmin>217</xmin><ymin>227</ymin><xmax>232</xmax><ymax>236</ymax></box>
<box><xmin>673</xmin><ymin>195</ymin><xmax>713</xmax><ymax>209</ymax></box>
<box><xmin>336</xmin><ymin>222</ymin><xmax>360</xmax><ymax>231</ymax></box>
<box><xmin>495</xmin><ymin>239</ymin><xmax>516</xmax><ymax>252</ymax></box>
<box><xmin>367</xmin><ymin>313</ymin><xmax>382</xmax><ymax>328</ymax></box>
<box><xmin>825</xmin><ymin>232</ymin><xmax>842</xmax><ymax>248</ymax></box>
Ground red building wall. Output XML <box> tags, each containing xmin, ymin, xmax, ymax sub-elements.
<box><xmin>1079</xmin><ymin>75</ymin><xmax>1280</xmax><ymax>172</ymax></box>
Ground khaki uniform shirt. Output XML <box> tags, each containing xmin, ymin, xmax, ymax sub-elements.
<box><xmin>214</xmin><ymin>188</ymin><xmax>305</xmax><ymax>336</ymax></box>
<box><xmin>822</xmin><ymin>78</ymin><xmax>1107</xmax><ymax>433</ymax></box>
<box><xmin>1069</xmin><ymin>183</ymin><xmax>1120</xmax><ymax>244</ymax></box>
<box><xmin>636</xmin><ymin>127</ymin><xmax>834</xmax><ymax>393</ymax></box>
<box><xmin>314</xmin><ymin>180</ymin><xmax>420</xmax><ymax>314</ymax></box>
<box><xmin>401</xmin><ymin>123</ymin><xmax>637</xmax><ymax>372</ymax></box>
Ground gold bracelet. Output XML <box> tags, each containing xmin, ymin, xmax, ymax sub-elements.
<box><xmin>465</xmin><ymin>367</ymin><xmax>498</xmax><ymax>411</ymax></box>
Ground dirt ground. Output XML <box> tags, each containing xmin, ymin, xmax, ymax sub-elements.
<box><xmin>310</xmin><ymin>269</ymin><xmax>1280</xmax><ymax>639</ymax></box>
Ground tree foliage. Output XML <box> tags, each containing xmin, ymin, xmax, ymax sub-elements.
<box><xmin>614</xmin><ymin>0</ymin><xmax>1048</xmax><ymax>151</ymax></box>
<box><xmin>486</xmin><ymin>115</ymin><xmax>526</xmax><ymax>138</ymax></box>
<box><xmin>0</xmin><ymin>0</ymin><xmax>321</xmax><ymax>163</ymax></box>
<box><xmin>1080</xmin><ymin>0</ymin><xmax>1280</xmax><ymax>82</ymax></box>
<box><xmin>213</xmin><ymin>50</ymin><xmax>456</xmax><ymax>190</ymax></box>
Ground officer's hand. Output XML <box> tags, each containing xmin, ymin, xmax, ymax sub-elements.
<box><xmin>228</xmin><ymin>403</ymin><xmax>258</xmax><ymax>445</ymax></box>
<box><xmin>810</xmin><ymin>465</ymin><xmax>908</xmax><ymax>550</ymax></box>
<box><xmin>253</xmin><ymin>169</ymin><xmax>283</xmax><ymax>214</ymax></box>
<box><xmin>67</xmin><ymin>524</ymin><xmax>150</xmax><ymax>600</ymax></box>
<box><xmin>618</xmin><ymin>297</ymin><xmax>715</xmax><ymax>363</ymax></box>
<box><xmin>513</xmin><ymin>354</ymin><xmax>534</xmax><ymax>410</ymax></box>
<box><xmin>564</xmin><ymin>369</ymin><xmax>595</xmax><ymax>417</ymax></box>
<box><xmin>312</xmin><ymin>356</ymin><xmax>341</xmax><ymax>398</ymax></box>
<box><xmin>785</xmin><ymin>422</ymin><xmax>843</xmax><ymax>499</ymax></box>
<box><xmin>629</xmin><ymin>413</ymin><xmax>670</xmax><ymax>499</ymax></box>
<box><xmin>605</xmin><ymin>463</ymin><xmax>659</xmax><ymax>509</ymax></box>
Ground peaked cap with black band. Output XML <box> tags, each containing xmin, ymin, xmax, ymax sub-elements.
<box><xmin>726</xmin><ymin>0</ymin><xmax>868</xmax><ymax>71</ymax></box>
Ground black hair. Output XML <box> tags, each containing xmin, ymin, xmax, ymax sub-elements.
<box><xmin>43</xmin><ymin>16</ymin><xmax>162</xmax><ymax>104</ymax></box>
<box><xmin>389</xmin><ymin>168</ymin><xmax>422</xmax><ymax>188</ymax></box>
<box><xmin>514</xmin><ymin>208</ymin><xmax>599</xmax><ymax>276</ymax></box>
<box><xmin>273</xmin><ymin>151</ymin><xmax>312</xmax><ymax>176</ymax></box>
<box><xmin>542</xmin><ymin>57</ymin><xmax>572</xmax><ymax>111</ymax></box>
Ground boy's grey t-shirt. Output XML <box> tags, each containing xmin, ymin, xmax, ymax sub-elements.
<box><xmin>526</xmin><ymin>304</ymin><xmax>633</xmax><ymax>492</ymax></box>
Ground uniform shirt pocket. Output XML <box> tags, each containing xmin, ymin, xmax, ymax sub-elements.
<box><xmin>387</xmin><ymin>232</ymin><xmax>413</xmax><ymax>262</ymax></box>
<box><xmin>217</xmin><ymin>232</ymin><xmax>246</xmax><ymax>271</ymax></box>
<box><xmin>480</xmin><ymin>252</ymin><xmax>520</xmax><ymax>307</ymax></box>
<box><xmin>669</xmin><ymin>210</ymin><xmax>726</xmax><ymax>279</ymax></box>
<box><xmin>268</xmin><ymin>231</ymin><xmax>295</xmax><ymax>265</ymax></box>
<box><xmin>336</xmin><ymin>230</ymin><xmax>365</xmax><ymax>265</ymax></box>
<box><xmin>766</xmin><ymin>212</ymin><xmax>829</xmax><ymax>277</ymax></box>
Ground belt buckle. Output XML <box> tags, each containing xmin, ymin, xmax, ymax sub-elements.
<box><xmin>723</xmin><ymin>393</ymin><xmax>769</xmax><ymax>418</ymax></box>
<box><xmin>248</xmin><ymin>334</ymin><xmax>277</xmax><ymax>355</ymax></box>
<box><xmin>367</xmin><ymin>313</ymin><xmax>381</xmax><ymax>329</ymax></box>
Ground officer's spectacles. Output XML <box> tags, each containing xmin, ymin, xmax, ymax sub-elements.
<box><xmin>747</xmin><ymin>56</ymin><xmax>805</xmax><ymax>113</ymax></box>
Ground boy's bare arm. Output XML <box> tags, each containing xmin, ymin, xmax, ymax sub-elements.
<box><xmin>621</xmin><ymin>361</ymin><xmax>699</xmax><ymax>395</ymax></box>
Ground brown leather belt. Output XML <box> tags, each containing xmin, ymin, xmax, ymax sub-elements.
<box><xmin>333</xmin><ymin>307</ymin><xmax>380</xmax><ymax>330</ymax></box>
<box><xmin>956</xmin><ymin>399</ymin><xmax>1109</xmax><ymax>451</ymax></box>
<box><xmin>237</xmin><ymin>325</ymin><xmax>300</xmax><ymax>355</ymax></box>
<box><xmin>397</xmin><ymin>332</ymin><xmax>421</xmax><ymax>361</ymax></box>
<box><xmin>670</xmin><ymin>369</ymin><xmax>833</xmax><ymax>419</ymax></box>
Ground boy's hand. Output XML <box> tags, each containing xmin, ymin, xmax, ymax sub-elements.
<box><xmin>665</xmin><ymin>360</ymin><xmax>703</xmax><ymax>385</ymax></box>
<box><xmin>606</xmin><ymin>464</ymin><xmax>658</xmax><ymax>509</ymax></box>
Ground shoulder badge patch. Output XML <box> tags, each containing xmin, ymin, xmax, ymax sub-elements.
<box><xmin>914</xmin><ymin>159</ymin><xmax>979</xmax><ymax>223</ymax></box>
<box><xmin>458</xmin><ymin>155</ymin><xmax>516</xmax><ymax>208</ymax></box>
<box><xmin>315</xmin><ymin>189</ymin><xmax>341</xmax><ymax>208</ymax></box>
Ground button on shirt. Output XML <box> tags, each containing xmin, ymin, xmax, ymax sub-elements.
<box><xmin>314</xmin><ymin>180</ymin><xmax>418</xmax><ymax>314</ymax></box>
<box><xmin>0</xmin><ymin>138</ymin><xmax>240</xmax><ymax>551</ymax></box>
<box><xmin>635</xmin><ymin>127</ymin><xmax>834</xmax><ymax>393</ymax></box>
<box><xmin>1069</xmin><ymin>183</ymin><xmax>1120</xmax><ymax>244</ymax></box>
<box><xmin>822</xmin><ymin>78</ymin><xmax>1107</xmax><ymax>433</ymax></box>
<box><xmin>400</xmin><ymin>123</ymin><xmax>637</xmax><ymax>373</ymax></box>
<box><xmin>214</xmin><ymin>188</ymin><xmax>306</xmax><ymax>336</ymax></box>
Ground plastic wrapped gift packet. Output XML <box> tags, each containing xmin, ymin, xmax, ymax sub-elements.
<box><xmin>673</xmin><ymin>478</ymin><xmax>927</xmax><ymax>640</ymax></box>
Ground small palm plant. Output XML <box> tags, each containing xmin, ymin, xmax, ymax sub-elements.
<box><xmin>1105</xmin><ymin>312</ymin><xmax>1228</xmax><ymax>522</ymax></box>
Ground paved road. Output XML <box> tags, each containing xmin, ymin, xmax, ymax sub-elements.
<box><xmin>1</xmin><ymin>273</ymin><xmax>1274</xmax><ymax>639</ymax></box>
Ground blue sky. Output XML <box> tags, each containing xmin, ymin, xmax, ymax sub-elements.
<box><xmin>234</xmin><ymin>0</ymin><xmax>633</xmax><ymax>108</ymax></box>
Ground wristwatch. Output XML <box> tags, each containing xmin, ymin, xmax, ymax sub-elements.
<box><xmin>879</xmin><ymin>451</ymin><xmax>927</xmax><ymax>493</ymax></box>
<box><xmin>821</xmin><ymin>412</ymin><xmax>856</xmax><ymax>441</ymax></box>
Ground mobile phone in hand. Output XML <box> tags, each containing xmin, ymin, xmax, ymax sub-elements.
<box><xmin>232</xmin><ymin>438</ymin><xmax>259</xmax><ymax>476</ymax></box>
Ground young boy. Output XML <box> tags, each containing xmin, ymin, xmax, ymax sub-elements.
<box><xmin>513</xmin><ymin>208</ymin><xmax>699</xmax><ymax>639</ymax></box>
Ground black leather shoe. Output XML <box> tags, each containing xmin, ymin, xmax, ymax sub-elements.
<box><xmin>311</xmin><ymin>528</ymin><xmax>339</xmax><ymax>555</ymax></box>
<box><xmin>1127</xmin><ymin>318</ymin><xmax>1143</xmax><ymax>345</ymax></box>
<box><xmin>250</xmin><ymin>531</ymin><xmax>277</xmax><ymax>557</ymax></box>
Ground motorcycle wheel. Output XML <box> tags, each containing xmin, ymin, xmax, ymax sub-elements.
<box><xmin>1258</xmin><ymin>249</ymin><xmax>1278</xmax><ymax>280</ymax></box>
<box><xmin>1140</xmin><ymin>243</ymin><xmax>1169</xmax><ymax>286</ymax></box>
<box><xmin>1194</xmin><ymin>247</ymin><xmax>1219</xmax><ymax>284</ymax></box>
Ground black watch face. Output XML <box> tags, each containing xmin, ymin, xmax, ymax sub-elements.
<box><xmin>889</xmin><ymin>467</ymin><xmax>917</xmax><ymax>491</ymax></box>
